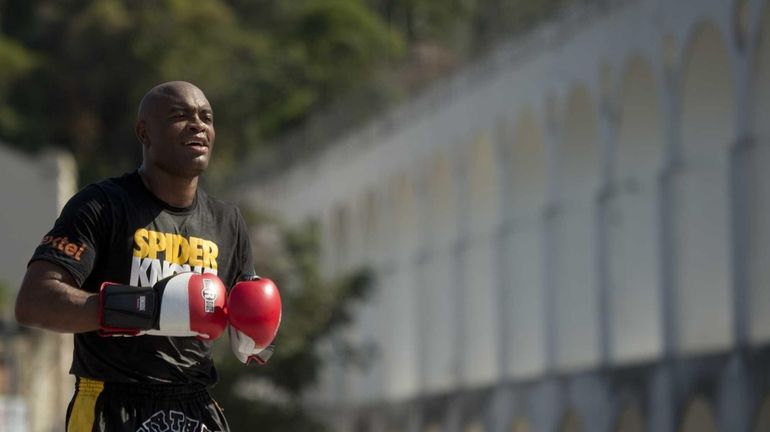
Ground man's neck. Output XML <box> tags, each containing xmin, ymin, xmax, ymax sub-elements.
<box><xmin>138</xmin><ymin>165</ymin><xmax>199</xmax><ymax>208</ymax></box>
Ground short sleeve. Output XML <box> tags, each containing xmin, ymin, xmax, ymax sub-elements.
<box><xmin>29</xmin><ymin>184</ymin><xmax>109</xmax><ymax>286</ymax></box>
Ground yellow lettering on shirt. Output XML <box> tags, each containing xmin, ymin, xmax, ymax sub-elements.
<box><xmin>133</xmin><ymin>229</ymin><xmax>149</xmax><ymax>257</ymax></box>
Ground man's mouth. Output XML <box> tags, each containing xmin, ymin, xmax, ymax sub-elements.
<box><xmin>184</xmin><ymin>139</ymin><xmax>209</xmax><ymax>152</ymax></box>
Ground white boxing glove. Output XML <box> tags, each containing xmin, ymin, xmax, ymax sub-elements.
<box><xmin>99</xmin><ymin>272</ymin><xmax>228</xmax><ymax>340</ymax></box>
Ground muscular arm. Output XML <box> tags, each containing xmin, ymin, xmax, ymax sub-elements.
<box><xmin>15</xmin><ymin>260</ymin><xmax>100</xmax><ymax>333</ymax></box>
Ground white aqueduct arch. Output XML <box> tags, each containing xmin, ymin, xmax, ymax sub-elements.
<box><xmin>674</xmin><ymin>20</ymin><xmax>735</xmax><ymax>354</ymax></box>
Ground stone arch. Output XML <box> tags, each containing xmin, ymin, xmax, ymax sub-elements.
<box><xmin>607</xmin><ymin>53</ymin><xmax>665</xmax><ymax>363</ymax></box>
<box><xmin>752</xmin><ymin>394</ymin><xmax>770</xmax><ymax>432</ymax></box>
<box><xmin>468</xmin><ymin>132</ymin><xmax>501</xmax><ymax>232</ymax></box>
<box><xmin>553</xmin><ymin>83</ymin><xmax>601</xmax><ymax>370</ymax></box>
<box><xmin>616</xmin><ymin>54</ymin><xmax>664</xmax><ymax>174</ymax></box>
<box><xmin>462</xmin><ymin>132</ymin><xmax>502</xmax><ymax>385</ymax></box>
<box><xmin>675</xmin><ymin>20</ymin><xmax>735</xmax><ymax>354</ymax></box>
<box><xmin>418</xmin><ymin>153</ymin><xmax>458</xmax><ymax>393</ymax></box>
<box><xmin>357</xmin><ymin>187</ymin><xmax>389</xmax><ymax>402</ymax></box>
<box><xmin>346</xmin><ymin>191</ymin><xmax>370</xmax><ymax>268</ymax></box>
<box><xmin>680</xmin><ymin>21</ymin><xmax>735</xmax><ymax>158</ymax></box>
<box><xmin>427</xmin><ymin>153</ymin><xmax>457</xmax><ymax>242</ymax></box>
<box><xmin>378</xmin><ymin>173</ymin><xmax>421</xmax><ymax>400</ymax></box>
<box><xmin>464</xmin><ymin>420</ymin><xmax>486</xmax><ymax>432</ymax></box>
<box><xmin>331</xmin><ymin>203</ymin><xmax>351</xmax><ymax>274</ymax></box>
<box><xmin>557</xmin><ymin>409</ymin><xmax>585</xmax><ymax>432</ymax></box>
<box><xmin>746</xmin><ymin>2</ymin><xmax>770</xmax><ymax>344</ymax></box>
<box><xmin>510</xmin><ymin>106</ymin><xmax>547</xmax><ymax>213</ymax></box>
<box><xmin>510</xmin><ymin>417</ymin><xmax>532</xmax><ymax>432</ymax></box>
<box><xmin>377</xmin><ymin>178</ymin><xmax>399</xmax><ymax>258</ymax></box>
<box><xmin>754</xmin><ymin>2</ymin><xmax>770</xmax><ymax>140</ymax></box>
<box><xmin>503</xmin><ymin>106</ymin><xmax>548</xmax><ymax>377</ymax></box>
<box><xmin>679</xmin><ymin>397</ymin><xmax>718</xmax><ymax>432</ymax></box>
<box><xmin>392</xmin><ymin>172</ymin><xmax>419</xmax><ymax>249</ymax></box>
<box><xmin>353</xmin><ymin>414</ymin><xmax>374</xmax><ymax>432</ymax></box>
<box><xmin>361</xmin><ymin>189</ymin><xmax>379</xmax><ymax>259</ymax></box>
<box><xmin>613</xmin><ymin>403</ymin><xmax>645</xmax><ymax>432</ymax></box>
<box><xmin>562</xmin><ymin>84</ymin><xmax>600</xmax><ymax>196</ymax></box>
<box><xmin>319</xmin><ymin>208</ymin><xmax>334</xmax><ymax>278</ymax></box>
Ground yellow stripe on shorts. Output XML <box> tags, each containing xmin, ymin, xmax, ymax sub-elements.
<box><xmin>67</xmin><ymin>377</ymin><xmax>104</xmax><ymax>432</ymax></box>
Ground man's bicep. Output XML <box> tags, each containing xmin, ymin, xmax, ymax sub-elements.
<box><xmin>24</xmin><ymin>259</ymin><xmax>79</xmax><ymax>287</ymax></box>
<box><xmin>17</xmin><ymin>260</ymin><xmax>80</xmax><ymax>314</ymax></box>
<box><xmin>16</xmin><ymin>259</ymin><xmax>99</xmax><ymax>332</ymax></box>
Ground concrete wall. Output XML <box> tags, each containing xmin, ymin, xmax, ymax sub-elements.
<box><xmin>0</xmin><ymin>143</ymin><xmax>76</xmax><ymax>432</ymax></box>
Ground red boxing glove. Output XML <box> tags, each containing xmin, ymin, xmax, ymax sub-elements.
<box><xmin>100</xmin><ymin>272</ymin><xmax>228</xmax><ymax>340</ymax></box>
<box><xmin>228</xmin><ymin>275</ymin><xmax>282</xmax><ymax>364</ymax></box>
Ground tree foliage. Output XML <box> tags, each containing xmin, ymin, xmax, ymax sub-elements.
<box><xmin>0</xmin><ymin>35</ymin><xmax>38</xmax><ymax>137</ymax></box>
<box><xmin>0</xmin><ymin>0</ymin><xmax>403</xmax><ymax>186</ymax></box>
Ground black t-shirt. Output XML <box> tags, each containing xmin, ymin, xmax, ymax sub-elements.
<box><xmin>30</xmin><ymin>171</ymin><xmax>254</xmax><ymax>385</ymax></box>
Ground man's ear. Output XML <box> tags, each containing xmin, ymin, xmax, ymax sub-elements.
<box><xmin>135</xmin><ymin>120</ymin><xmax>149</xmax><ymax>146</ymax></box>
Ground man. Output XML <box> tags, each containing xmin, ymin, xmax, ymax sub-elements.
<box><xmin>15</xmin><ymin>81</ymin><xmax>266</xmax><ymax>432</ymax></box>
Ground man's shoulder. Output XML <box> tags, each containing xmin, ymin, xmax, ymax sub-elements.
<box><xmin>197</xmin><ymin>191</ymin><xmax>247</xmax><ymax>231</ymax></box>
<box><xmin>200</xmin><ymin>191</ymin><xmax>241</xmax><ymax>216</ymax></box>
<box><xmin>67</xmin><ymin>172</ymin><xmax>140</xmax><ymax>211</ymax></box>
<box><xmin>80</xmin><ymin>172</ymin><xmax>135</xmax><ymax>194</ymax></box>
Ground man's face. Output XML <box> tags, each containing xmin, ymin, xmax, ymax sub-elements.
<box><xmin>139</xmin><ymin>85</ymin><xmax>216</xmax><ymax>178</ymax></box>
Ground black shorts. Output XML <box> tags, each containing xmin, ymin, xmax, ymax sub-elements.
<box><xmin>65</xmin><ymin>377</ymin><xmax>229</xmax><ymax>432</ymax></box>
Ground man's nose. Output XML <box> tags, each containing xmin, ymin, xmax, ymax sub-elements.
<box><xmin>188</xmin><ymin>116</ymin><xmax>206</xmax><ymax>132</ymax></box>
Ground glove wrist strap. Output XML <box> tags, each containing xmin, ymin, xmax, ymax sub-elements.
<box><xmin>99</xmin><ymin>282</ymin><xmax>158</xmax><ymax>334</ymax></box>
<box><xmin>250</xmin><ymin>345</ymin><xmax>276</xmax><ymax>365</ymax></box>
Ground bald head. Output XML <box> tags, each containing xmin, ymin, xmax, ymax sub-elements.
<box><xmin>138</xmin><ymin>81</ymin><xmax>208</xmax><ymax>121</ymax></box>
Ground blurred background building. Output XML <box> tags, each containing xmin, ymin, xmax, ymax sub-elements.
<box><xmin>237</xmin><ymin>0</ymin><xmax>770</xmax><ymax>430</ymax></box>
<box><xmin>0</xmin><ymin>145</ymin><xmax>75</xmax><ymax>432</ymax></box>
